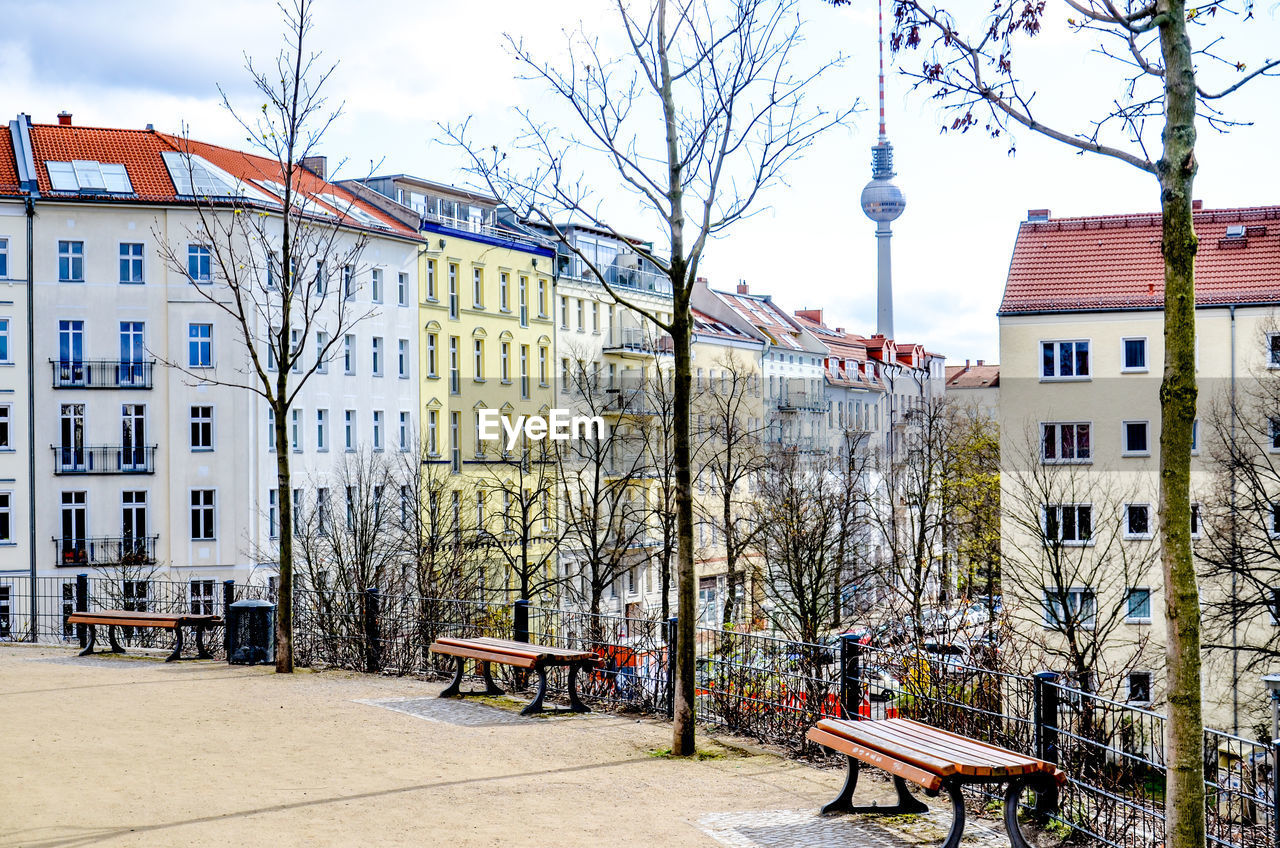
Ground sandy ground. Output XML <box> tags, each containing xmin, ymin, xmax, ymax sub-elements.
<box><xmin>0</xmin><ymin>644</ymin><xmax>914</xmax><ymax>848</ymax></box>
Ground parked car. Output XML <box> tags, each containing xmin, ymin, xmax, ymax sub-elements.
<box><xmin>861</xmin><ymin>666</ymin><xmax>900</xmax><ymax>702</ymax></box>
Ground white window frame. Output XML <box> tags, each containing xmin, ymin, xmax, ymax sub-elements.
<box><xmin>1125</xmin><ymin>586</ymin><xmax>1153</xmax><ymax>624</ymax></box>
<box><xmin>371</xmin><ymin>268</ymin><xmax>383</xmax><ymax>303</ymax></box>
<box><xmin>1122</xmin><ymin>420</ymin><xmax>1151</xmax><ymax>457</ymax></box>
<box><xmin>343</xmin><ymin>334</ymin><xmax>355</xmax><ymax>375</ymax></box>
<box><xmin>1123</xmin><ymin>503</ymin><xmax>1153</xmax><ymax>540</ymax></box>
<box><xmin>187</xmin><ymin>244</ymin><xmax>212</xmax><ymax>283</ymax></box>
<box><xmin>190</xmin><ymin>405</ymin><xmax>214</xmax><ymax>451</ymax></box>
<box><xmin>190</xmin><ymin>489</ymin><xmax>216</xmax><ymax>541</ymax></box>
<box><xmin>1041</xmin><ymin>421</ymin><xmax>1092</xmax><ymax>464</ymax></box>
<box><xmin>119</xmin><ymin>242</ymin><xmax>144</xmax><ymax>284</ymax></box>
<box><xmin>398</xmin><ymin>272</ymin><xmax>409</xmax><ymax>307</ymax></box>
<box><xmin>372</xmin><ymin>336</ymin><xmax>384</xmax><ymax>377</ymax></box>
<box><xmin>1121</xmin><ymin>337</ymin><xmax>1148</xmax><ymax>373</ymax></box>
<box><xmin>373</xmin><ymin>410</ymin><xmax>384</xmax><ymax>452</ymax></box>
<box><xmin>398</xmin><ymin>338</ymin><xmax>409</xmax><ymax>379</ymax></box>
<box><xmin>58</xmin><ymin>240</ymin><xmax>84</xmax><ymax>282</ymax></box>
<box><xmin>1042</xmin><ymin>586</ymin><xmax>1097</xmax><ymax>631</ymax></box>
<box><xmin>344</xmin><ymin>409</ymin><xmax>356</xmax><ymax>452</ymax></box>
<box><xmin>399</xmin><ymin>411</ymin><xmax>410</xmax><ymax>452</ymax></box>
<box><xmin>1268</xmin><ymin>332</ymin><xmax>1280</xmax><ymax>369</ymax></box>
<box><xmin>1126</xmin><ymin>670</ymin><xmax>1154</xmax><ymax>705</ymax></box>
<box><xmin>317</xmin><ymin>408</ymin><xmax>329</xmax><ymax>453</ymax></box>
<box><xmin>0</xmin><ymin>491</ymin><xmax>11</xmax><ymax>543</ymax></box>
<box><xmin>0</xmin><ymin>318</ymin><xmax>9</xmax><ymax>364</ymax></box>
<box><xmin>188</xmin><ymin>323</ymin><xmax>213</xmax><ymax>368</ymax></box>
<box><xmin>1043</xmin><ymin>503</ymin><xmax>1093</xmax><ymax>546</ymax></box>
<box><xmin>1040</xmin><ymin>338</ymin><xmax>1091</xmax><ymax>381</ymax></box>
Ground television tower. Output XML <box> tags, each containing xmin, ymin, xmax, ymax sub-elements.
<box><xmin>859</xmin><ymin>0</ymin><xmax>906</xmax><ymax>339</ymax></box>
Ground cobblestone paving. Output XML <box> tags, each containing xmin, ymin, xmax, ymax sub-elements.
<box><xmin>357</xmin><ymin>696</ymin><xmax>531</xmax><ymax>727</ymax></box>
<box><xmin>697</xmin><ymin>808</ymin><xmax>1007</xmax><ymax>847</ymax></box>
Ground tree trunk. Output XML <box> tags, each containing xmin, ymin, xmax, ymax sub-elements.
<box><xmin>275</xmin><ymin>399</ymin><xmax>294</xmax><ymax>673</ymax></box>
<box><xmin>1157</xmin><ymin>3</ymin><xmax>1204</xmax><ymax>841</ymax></box>
<box><xmin>722</xmin><ymin>491</ymin><xmax>736</xmax><ymax>627</ymax></box>
<box><xmin>671</xmin><ymin>291</ymin><xmax>697</xmax><ymax>756</ymax></box>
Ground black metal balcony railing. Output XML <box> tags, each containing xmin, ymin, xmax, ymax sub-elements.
<box><xmin>51</xmin><ymin>445</ymin><xmax>157</xmax><ymax>474</ymax></box>
<box><xmin>50</xmin><ymin>359</ymin><xmax>155</xmax><ymax>389</ymax></box>
<box><xmin>53</xmin><ymin>535</ymin><xmax>159</xmax><ymax>567</ymax></box>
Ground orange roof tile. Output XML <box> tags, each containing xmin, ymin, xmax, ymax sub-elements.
<box><xmin>1001</xmin><ymin>205</ymin><xmax>1280</xmax><ymax>314</ymax></box>
<box><xmin>945</xmin><ymin>363</ymin><xmax>999</xmax><ymax>389</ymax></box>
<box><xmin>0</xmin><ymin>131</ymin><xmax>21</xmax><ymax>195</ymax></box>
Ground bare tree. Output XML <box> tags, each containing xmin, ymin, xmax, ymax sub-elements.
<box><xmin>696</xmin><ymin>352</ymin><xmax>768</xmax><ymax>626</ymax></box>
<box><xmin>478</xmin><ymin>437</ymin><xmax>565</xmax><ymax>604</ymax></box>
<box><xmin>557</xmin><ymin>356</ymin><xmax>656</xmax><ymax>624</ymax></box>
<box><xmin>154</xmin><ymin>0</ymin><xmax>376</xmax><ymax>672</ymax></box>
<box><xmin>445</xmin><ymin>0</ymin><xmax>854</xmax><ymax>754</ymax></box>
<box><xmin>877</xmin><ymin>0</ymin><xmax>1279</xmax><ymax>834</ymax></box>
<box><xmin>393</xmin><ymin>447</ymin><xmax>488</xmax><ymax>604</ymax></box>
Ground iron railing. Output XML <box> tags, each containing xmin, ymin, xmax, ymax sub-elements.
<box><xmin>51</xmin><ymin>445</ymin><xmax>156</xmax><ymax>474</ymax></box>
<box><xmin>51</xmin><ymin>536</ymin><xmax>159</xmax><ymax>567</ymax></box>
<box><xmin>49</xmin><ymin>359</ymin><xmax>155</xmax><ymax>389</ymax></box>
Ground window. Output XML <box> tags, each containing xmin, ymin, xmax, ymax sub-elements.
<box><xmin>1045</xmin><ymin>504</ymin><xmax>1092</xmax><ymax>545</ymax></box>
<box><xmin>592</xmin><ymin>302</ymin><xmax>600</xmax><ymax>333</ymax></box>
<box><xmin>371</xmin><ymin>268</ymin><xmax>383</xmax><ymax>303</ymax></box>
<box><xmin>190</xmin><ymin>406</ymin><xmax>213</xmax><ymax>450</ymax></box>
<box><xmin>290</xmin><ymin>329</ymin><xmax>302</xmax><ymax>373</ymax></box>
<box><xmin>343</xmin><ymin>334</ymin><xmax>355</xmax><ymax>375</ymax></box>
<box><xmin>268</xmin><ymin>490</ymin><xmax>278</xmax><ymax>539</ymax></box>
<box><xmin>398</xmin><ymin>272</ymin><xmax>409</xmax><ymax>306</ymax></box>
<box><xmin>427</xmin><ymin>333</ymin><xmax>438</xmax><ymax>378</ymax></box>
<box><xmin>1270</xmin><ymin>333</ymin><xmax>1280</xmax><ymax>368</ymax></box>
<box><xmin>47</xmin><ymin>159</ymin><xmax>132</xmax><ymax>193</ymax></box>
<box><xmin>448</xmin><ymin>263</ymin><xmax>459</xmax><ymax>318</ymax></box>
<box><xmin>399</xmin><ymin>411</ymin><xmax>410</xmax><ymax>451</ymax></box>
<box><xmin>576</xmin><ymin>299</ymin><xmax>584</xmax><ymax>332</ymax></box>
<box><xmin>1041</xmin><ymin>339</ymin><xmax>1090</xmax><ymax>379</ymax></box>
<box><xmin>188</xmin><ymin>323</ymin><xmax>212</xmax><ymax>367</ymax></box>
<box><xmin>373</xmin><ymin>410</ymin><xmax>384</xmax><ymax>451</ymax></box>
<box><xmin>190</xmin><ymin>490</ymin><xmax>216</xmax><ymax>540</ymax></box>
<box><xmin>499</xmin><ymin>272</ymin><xmax>510</xmax><ymax>311</ymax></box>
<box><xmin>316</xmin><ymin>331</ymin><xmax>329</xmax><ymax>374</ymax></box>
<box><xmin>1191</xmin><ymin>419</ymin><xmax>1199</xmax><ymax>454</ymax></box>
<box><xmin>473</xmin><ymin>267</ymin><xmax>484</xmax><ymax>307</ymax></box>
<box><xmin>427</xmin><ymin>410</ymin><xmax>439</xmax><ymax>455</ymax></box>
<box><xmin>316</xmin><ymin>488</ymin><xmax>330</xmax><ymax>535</ymax></box>
<box><xmin>426</xmin><ymin>259</ymin><xmax>436</xmax><ymax>300</ymax></box>
<box><xmin>1126</xmin><ymin>587</ymin><xmax>1152</xmax><ymax>622</ymax></box>
<box><xmin>561</xmin><ymin>357</ymin><xmax>570</xmax><ymax>392</ymax></box>
<box><xmin>500</xmin><ymin>342</ymin><xmax>510</xmax><ymax>383</ymax></box>
<box><xmin>187</xmin><ymin>244</ymin><xmax>211</xmax><ymax>282</ymax></box>
<box><xmin>123</xmin><ymin>580</ymin><xmax>149</xmax><ymax>613</ymax></box>
<box><xmin>560</xmin><ymin>296</ymin><xmax>569</xmax><ymax>329</ymax></box>
<box><xmin>1123</xmin><ymin>337</ymin><xmax>1147</xmax><ymax>371</ymax></box>
<box><xmin>119</xmin><ymin>242</ymin><xmax>144</xmax><ymax>284</ymax></box>
<box><xmin>344</xmin><ymin>409</ymin><xmax>356</xmax><ymax>451</ymax></box>
<box><xmin>1041</xmin><ymin>422</ymin><xmax>1091</xmax><ymax>463</ymax></box>
<box><xmin>342</xmin><ymin>264</ymin><xmax>353</xmax><ymax>299</ymax></box>
<box><xmin>537</xmin><ymin>278</ymin><xmax>547</xmax><ymax>317</ymax></box>
<box><xmin>473</xmin><ymin>339</ymin><xmax>483</xmax><ymax>382</ymax></box>
<box><xmin>518</xmin><ymin>275</ymin><xmax>528</xmax><ymax>326</ymax></box>
<box><xmin>1043</xmin><ymin>586</ymin><xmax>1096</xmax><ymax>630</ymax></box>
<box><xmin>292</xmin><ymin>488</ymin><xmax>304</xmax><ymax>533</ymax></box>
<box><xmin>449</xmin><ymin>337</ymin><xmax>460</xmax><ymax>394</ymax></box>
<box><xmin>0</xmin><ymin>238</ymin><xmax>7</xmax><ymax>278</ymax></box>
<box><xmin>316</xmin><ymin>409</ymin><xmax>329</xmax><ymax>452</ymax></box>
<box><xmin>1124</xmin><ymin>504</ymin><xmax>1152</xmax><ymax>539</ymax></box>
<box><xmin>0</xmin><ymin>318</ymin><xmax>8</xmax><ymax>363</ymax></box>
<box><xmin>190</xmin><ymin>580</ymin><xmax>215</xmax><ymax>616</ymax></box>
<box><xmin>520</xmin><ymin>346</ymin><xmax>529</xmax><ymax>399</ymax></box>
<box><xmin>291</xmin><ymin>408</ymin><xmax>302</xmax><ymax>452</ymax></box>
<box><xmin>1191</xmin><ymin>503</ymin><xmax>1202</xmax><ymax>538</ymax></box>
<box><xmin>1127</xmin><ymin>671</ymin><xmax>1152</xmax><ymax>704</ymax></box>
<box><xmin>0</xmin><ymin>492</ymin><xmax>10</xmax><ymax>543</ymax></box>
<box><xmin>1270</xmin><ymin>417</ymin><xmax>1280</xmax><ymax>452</ymax></box>
<box><xmin>398</xmin><ymin>339</ymin><xmax>409</xmax><ymax>379</ymax></box>
<box><xmin>267</xmin><ymin>408</ymin><xmax>275</xmax><ymax>451</ymax></box>
<box><xmin>372</xmin><ymin>337</ymin><xmax>384</xmax><ymax>377</ymax></box>
<box><xmin>539</xmin><ymin>347</ymin><xmax>548</xmax><ymax>386</ymax></box>
<box><xmin>450</xmin><ymin>411</ymin><xmax>461</xmax><ymax>473</ymax></box>
<box><xmin>58</xmin><ymin>240</ymin><xmax>84</xmax><ymax>282</ymax></box>
<box><xmin>1123</xmin><ymin>421</ymin><xmax>1150</xmax><ymax>456</ymax></box>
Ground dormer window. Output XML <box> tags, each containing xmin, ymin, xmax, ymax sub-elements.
<box><xmin>46</xmin><ymin>160</ymin><xmax>133</xmax><ymax>194</ymax></box>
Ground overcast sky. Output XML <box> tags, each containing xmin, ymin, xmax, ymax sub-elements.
<box><xmin>3</xmin><ymin>0</ymin><xmax>1277</xmax><ymax>362</ymax></box>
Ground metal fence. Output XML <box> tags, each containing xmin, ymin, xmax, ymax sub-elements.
<box><xmin>8</xmin><ymin>581</ymin><xmax>1278</xmax><ymax>848</ymax></box>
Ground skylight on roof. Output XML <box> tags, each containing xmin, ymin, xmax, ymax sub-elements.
<box><xmin>162</xmin><ymin>151</ymin><xmax>277</xmax><ymax>205</ymax></box>
<box><xmin>45</xmin><ymin>160</ymin><xmax>133</xmax><ymax>194</ymax></box>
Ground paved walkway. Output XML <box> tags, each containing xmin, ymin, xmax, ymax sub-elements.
<box><xmin>1</xmin><ymin>645</ymin><xmax>1008</xmax><ymax>847</ymax></box>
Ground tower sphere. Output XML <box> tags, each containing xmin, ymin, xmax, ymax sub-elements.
<box><xmin>861</xmin><ymin>178</ymin><xmax>906</xmax><ymax>223</ymax></box>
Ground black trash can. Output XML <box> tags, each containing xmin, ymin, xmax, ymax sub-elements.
<box><xmin>227</xmin><ymin>599</ymin><xmax>276</xmax><ymax>665</ymax></box>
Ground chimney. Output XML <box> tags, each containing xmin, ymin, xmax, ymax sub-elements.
<box><xmin>300</xmin><ymin>155</ymin><xmax>327</xmax><ymax>180</ymax></box>
<box><xmin>695</xmin><ymin>276</ymin><xmax>708</xmax><ymax>284</ymax></box>
<box><xmin>736</xmin><ymin>280</ymin><xmax>749</xmax><ymax>295</ymax></box>
<box><xmin>1192</xmin><ymin>199</ymin><xmax>1203</xmax><ymax>211</ymax></box>
<box><xmin>145</xmin><ymin>123</ymin><xmax>154</xmax><ymax>131</ymax></box>
<box><xmin>57</xmin><ymin>111</ymin><xmax>72</xmax><ymax>126</ymax></box>
<box><xmin>835</xmin><ymin>327</ymin><xmax>844</xmax><ymax>335</ymax></box>
<box><xmin>795</xmin><ymin>308</ymin><xmax>823</xmax><ymax>324</ymax></box>
<box><xmin>976</xmin><ymin>359</ymin><xmax>984</xmax><ymax>366</ymax></box>
<box><xmin>965</xmin><ymin>359</ymin><xmax>970</xmax><ymax>367</ymax></box>
<box><xmin>1027</xmin><ymin>208</ymin><xmax>1050</xmax><ymax>222</ymax></box>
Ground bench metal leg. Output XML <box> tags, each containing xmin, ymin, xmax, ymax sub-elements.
<box><xmin>195</xmin><ymin>624</ymin><xmax>213</xmax><ymax>659</ymax></box>
<box><xmin>480</xmin><ymin>662</ymin><xmax>504</xmax><ymax>696</ymax></box>
<box><xmin>521</xmin><ymin>664</ymin><xmax>549</xmax><ymax>715</ymax></box>
<box><xmin>821</xmin><ymin>757</ymin><xmax>931</xmax><ymax>817</ymax></box>
<box><xmin>567</xmin><ymin>662</ymin><xmax>591</xmax><ymax>713</ymax></box>
<box><xmin>939</xmin><ymin>781</ymin><xmax>966</xmax><ymax>848</ymax></box>
<box><xmin>440</xmin><ymin>656</ymin><xmax>466</xmax><ymax>698</ymax></box>
<box><xmin>1004</xmin><ymin>776</ymin><xmax>1055</xmax><ymax>848</ymax></box>
<box><xmin>166</xmin><ymin>626</ymin><xmax>184</xmax><ymax>662</ymax></box>
<box><xmin>78</xmin><ymin>625</ymin><xmax>97</xmax><ymax>656</ymax></box>
<box><xmin>107</xmin><ymin>625</ymin><xmax>124</xmax><ymax>653</ymax></box>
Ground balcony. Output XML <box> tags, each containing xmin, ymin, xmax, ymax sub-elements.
<box><xmin>50</xmin><ymin>359</ymin><xmax>155</xmax><ymax>389</ymax></box>
<box><xmin>564</xmin><ymin>258</ymin><xmax>673</xmax><ymax>295</ymax></box>
<box><xmin>51</xmin><ymin>445</ymin><xmax>157</xmax><ymax>475</ymax></box>
<box><xmin>775</xmin><ymin>380</ymin><xmax>828</xmax><ymax>413</ymax></box>
<box><xmin>54</xmin><ymin>535</ymin><xmax>159</xmax><ymax>568</ymax></box>
<box><xmin>602</xmin><ymin>327</ymin><xmax>674</xmax><ymax>355</ymax></box>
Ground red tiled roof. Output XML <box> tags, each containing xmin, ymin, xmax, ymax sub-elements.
<box><xmin>945</xmin><ymin>363</ymin><xmax>1000</xmax><ymax>389</ymax></box>
<box><xmin>0</xmin><ymin>131</ymin><xmax>21</xmax><ymax>195</ymax></box>
<box><xmin>21</xmin><ymin>121</ymin><xmax>416</xmax><ymax>238</ymax></box>
<box><xmin>715</xmin><ymin>290</ymin><xmax>807</xmax><ymax>350</ymax></box>
<box><xmin>1000</xmin><ymin>205</ymin><xmax>1280</xmax><ymax>314</ymax></box>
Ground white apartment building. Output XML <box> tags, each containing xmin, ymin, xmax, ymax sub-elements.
<box><xmin>0</xmin><ymin>114</ymin><xmax>421</xmax><ymax>633</ymax></box>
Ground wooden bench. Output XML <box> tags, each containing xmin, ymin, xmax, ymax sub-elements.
<box><xmin>808</xmin><ymin>717</ymin><xmax>1066</xmax><ymax>848</ymax></box>
<box><xmin>68</xmin><ymin>611</ymin><xmax>223</xmax><ymax>663</ymax></box>
<box><xmin>428</xmin><ymin>636</ymin><xmax>602</xmax><ymax>716</ymax></box>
